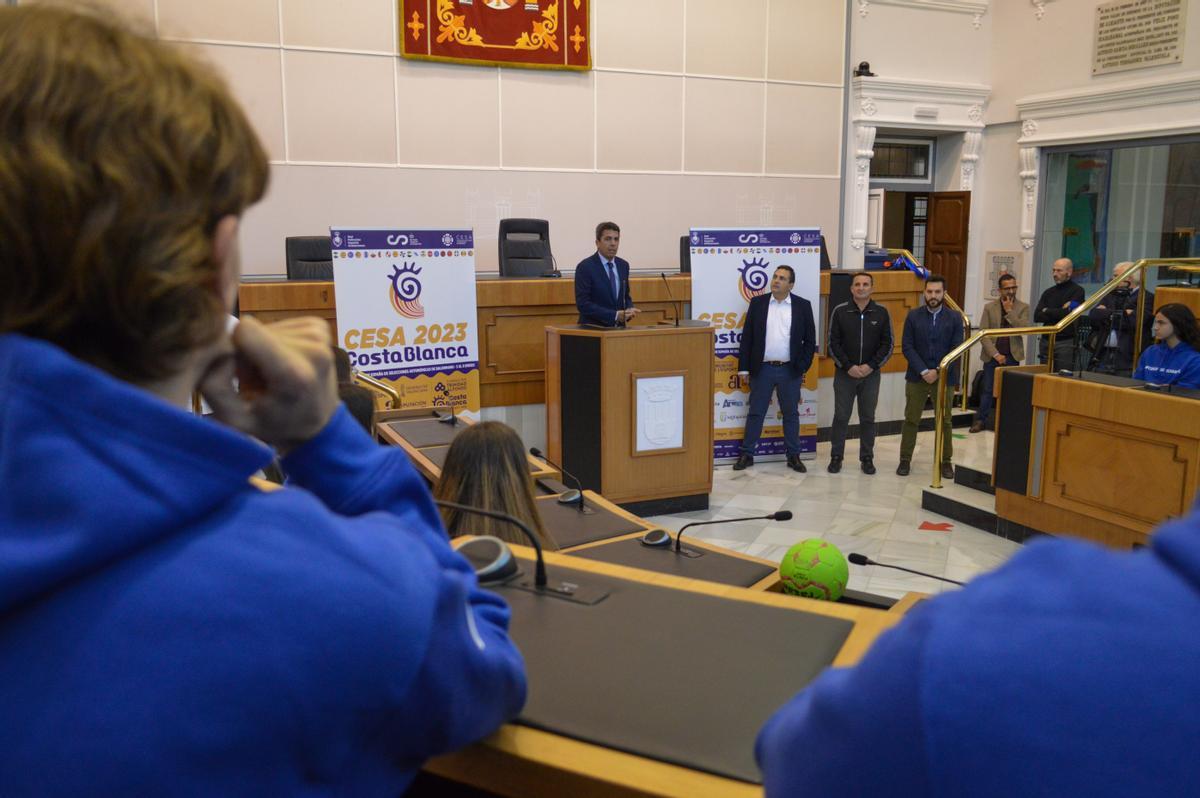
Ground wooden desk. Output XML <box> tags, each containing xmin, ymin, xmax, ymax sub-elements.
<box><xmin>237</xmin><ymin>270</ymin><xmax>925</xmax><ymax>407</ymax></box>
<box><xmin>375</xmin><ymin>410</ymin><xmax>556</xmax><ymax>483</ymax></box>
<box><xmin>426</xmin><ymin>544</ymin><xmax>907</xmax><ymax>798</ymax></box>
<box><xmin>1155</xmin><ymin>286</ymin><xmax>1200</xmax><ymax>316</ymax></box>
<box><xmin>995</xmin><ymin>374</ymin><xmax>1200</xmax><ymax>548</ymax></box>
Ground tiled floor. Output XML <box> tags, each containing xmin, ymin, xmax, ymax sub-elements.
<box><xmin>643</xmin><ymin>427</ymin><xmax>1022</xmax><ymax>599</ymax></box>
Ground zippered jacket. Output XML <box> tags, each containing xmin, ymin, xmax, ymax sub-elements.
<box><xmin>827</xmin><ymin>300</ymin><xmax>893</xmax><ymax>371</ymax></box>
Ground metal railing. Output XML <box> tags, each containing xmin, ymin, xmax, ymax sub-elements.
<box><xmin>930</xmin><ymin>257</ymin><xmax>1200</xmax><ymax>489</ymax></box>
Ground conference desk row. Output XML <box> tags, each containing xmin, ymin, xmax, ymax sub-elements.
<box><xmin>371</xmin><ymin>408</ymin><xmax>921</xmax><ymax>796</ymax></box>
<box><xmin>238</xmin><ymin>269</ymin><xmax>927</xmax><ymax>408</ymax></box>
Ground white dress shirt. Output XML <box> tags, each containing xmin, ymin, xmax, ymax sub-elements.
<box><xmin>763</xmin><ymin>294</ymin><xmax>792</xmax><ymax>362</ymax></box>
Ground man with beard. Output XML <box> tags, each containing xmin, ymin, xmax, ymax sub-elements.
<box><xmin>971</xmin><ymin>273</ymin><xmax>1029</xmax><ymax>433</ymax></box>
<box><xmin>898</xmin><ymin>275</ymin><xmax>963</xmax><ymax>478</ymax></box>
<box><xmin>1034</xmin><ymin>257</ymin><xmax>1085</xmax><ymax>370</ymax></box>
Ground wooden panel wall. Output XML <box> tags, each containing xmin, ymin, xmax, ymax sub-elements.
<box><xmin>237</xmin><ymin>269</ymin><xmax>927</xmax><ymax>407</ymax></box>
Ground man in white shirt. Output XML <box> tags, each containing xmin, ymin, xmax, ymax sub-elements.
<box><xmin>734</xmin><ymin>266</ymin><xmax>816</xmax><ymax>472</ymax></box>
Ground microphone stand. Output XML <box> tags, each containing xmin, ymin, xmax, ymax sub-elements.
<box><xmin>660</xmin><ymin>272</ymin><xmax>681</xmax><ymax>327</ymax></box>
<box><xmin>675</xmin><ymin>511</ymin><xmax>792</xmax><ymax>553</ymax></box>
<box><xmin>529</xmin><ymin>447</ymin><xmax>589</xmax><ymax>512</ymax></box>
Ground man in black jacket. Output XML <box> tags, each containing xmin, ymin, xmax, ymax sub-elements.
<box><xmin>1034</xmin><ymin>257</ymin><xmax>1085</xmax><ymax>369</ymax></box>
<box><xmin>734</xmin><ymin>265</ymin><xmax>816</xmax><ymax>472</ymax></box>
<box><xmin>827</xmin><ymin>272</ymin><xmax>892</xmax><ymax>474</ymax></box>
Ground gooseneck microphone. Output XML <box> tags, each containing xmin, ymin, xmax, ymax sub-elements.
<box><xmin>675</xmin><ymin>510</ymin><xmax>793</xmax><ymax>553</ymax></box>
<box><xmin>436</xmin><ymin>499</ymin><xmax>611</xmax><ymax>605</ymax></box>
<box><xmin>660</xmin><ymin>272</ymin><xmax>681</xmax><ymax>327</ymax></box>
<box><xmin>529</xmin><ymin>447</ymin><xmax>586</xmax><ymax>510</ymax></box>
<box><xmin>435</xmin><ymin>406</ymin><xmax>458</xmax><ymax>426</ymax></box>
<box><xmin>437</xmin><ymin>499</ymin><xmax>546</xmax><ymax>587</ymax></box>
<box><xmin>848</xmin><ymin>552</ymin><xmax>964</xmax><ymax>586</ymax></box>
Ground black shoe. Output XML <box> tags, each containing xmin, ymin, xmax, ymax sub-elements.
<box><xmin>787</xmin><ymin>455</ymin><xmax>807</xmax><ymax>473</ymax></box>
<box><xmin>733</xmin><ymin>453</ymin><xmax>753</xmax><ymax>471</ymax></box>
<box><xmin>896</xmin><ymin>459</ymin><xmax>911</xmax><ymax>476</ymax></box>
<box><xmin>969</xmin><ymin>420</ymin><xmax>984</xmax><ymax>433</ymax></box>
<box><xmin>827</xmin><ymin>457</ymin><xmax>842</xmax><ymax>474</ymax></box>
<box><xmin>941</xmin><ymin>462</ymin><xmax>955</xmax><ymax>480</ymax></box>
<box><xmin>861</xmin><ymin>459</ymin><xmax>876</xmax><ymax>475</ymax></box>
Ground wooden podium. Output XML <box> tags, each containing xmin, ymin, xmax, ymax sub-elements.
<box><xmin>545</xmin><ymin>322</ymin><xmax>714</xmax><ymax>514</ymax></box>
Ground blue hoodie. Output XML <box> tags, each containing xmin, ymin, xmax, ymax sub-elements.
<box><xmin>0</xmin><ymin>334</ymin><xmax>526</xmax><ymax>797</ymax></box>
<box><xmin>756</xmin><ymin>515</ymin><xmax>1200</xmax><ymax>796</ymax></box>
<box><xmin>1134</xmin><ymin>340</ymin><xmax>1200</xmax><ymax>389</ymax></box>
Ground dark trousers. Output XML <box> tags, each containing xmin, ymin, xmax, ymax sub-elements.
<box><xmin>741</xmin><ymin>362</ymin><xmax>802</xmax><ymax>456</ymax></box>
<box><xmin>900</xmin><ymin>379</ymin><xmax>953</xmax><ymax>463</ymax></box>
<box><xmin>830</xmin><ymin>368</ymin><xmax>881</xmax><ymax>461</ymax></box>
<box><xmin>976</xmin><ymin>355</ymin><xmax>1018</xmax><ymax>426</ymax></box>
<box><xmin>1039</xmin><ymin>337</ymin><xmax>1078</xmax><ymax>371</ymax></box>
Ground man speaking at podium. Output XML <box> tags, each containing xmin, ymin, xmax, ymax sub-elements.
<box><xmin>575</xmin><ymin>221</ymin><xmax>640</xmax><ymax>327</ymax></box>
<box><xmin>734</xmin><ymin>266</ymin><xmax>816</xmax><ymax>473</ymax></box>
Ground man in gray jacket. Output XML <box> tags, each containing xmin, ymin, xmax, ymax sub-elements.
<box><xmin>971</xmin><ymin>273</ymin><xmax>1029</xmax><ymax>433</ymax></box>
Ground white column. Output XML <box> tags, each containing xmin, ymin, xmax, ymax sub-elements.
<box><xmin>1019</xmin><ymin>146</ymin><xmax>1039</xmax><ymax>250</ymax></box>
<box><xmin>849</xmin><ymin>124</ymin><xmax>877</xmax><ymax>252</ymax></box>
<box><xmin>960</xmin><ymin>130</ymin><xmax>982</xmax><ymax>191</ymax></box>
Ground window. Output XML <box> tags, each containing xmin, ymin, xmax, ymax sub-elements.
<box><xmin>1034</xmin><ymin>136</ymin><xmax>1200</xmax><ymax>300</ymax></box>
<box><xmin>872</xmin><ymin>140</ymin><xmax>933</xmax><ymax>182</ymax></box>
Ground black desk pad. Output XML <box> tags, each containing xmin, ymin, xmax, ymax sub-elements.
<box><xmin>384</xmin><ymin>417</ymin><xmax>464</xmax><ymax>449</ymax></box>
<box><xmin>418</xmin><ymin>445</ymin><xmax>539</xmax><ymax>473</ymax></box>
<box><xmin>535</xmin><ymin>496</ymin><xmax>643</xmax><ymax>549</ymax></box>
<box><xmin>568</xmin><ymin>537</ymin><xmax>776</xmax><ymax>588</ymax></box>
<box><xmin>496</xmin><ymin>564</ymin><xmax>853</xmax><ymax>784</ymax></box>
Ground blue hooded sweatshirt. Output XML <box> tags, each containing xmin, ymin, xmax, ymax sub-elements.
<box><xmin>0</xmin><ymin>334</ymin><xmax>526</xmax><ymax>796</ymax></box>
<box><xmin>756</xmin><ymin>514</ymin><xmax>1200</xmax><ymax>796</ymax></box>
<box><xmin>1134</xmin><ymin>340</ymin><xmax>1200</xmax><ymax>389</ymax></box>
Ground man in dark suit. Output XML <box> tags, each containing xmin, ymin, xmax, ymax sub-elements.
<box><xmin>734</xmin><ymin>265</ymin><xmax>816</xmax><ymax>473</ymax></box>
<box><xmin>574</xmin><ymin>221</ymin><xmax>639</xmax><ymax>327</ymax></box>
<box><xmin>1088</xmin><ymin>260</ymin><xmax>1154</xmax><ymax>377</ymax></box>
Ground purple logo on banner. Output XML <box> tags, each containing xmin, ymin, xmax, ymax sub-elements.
<box><xmin>389</xmin><ymin>263</ymin><xmax>424</xmax><ymax>319</ymax></box>
<box><xmin>689</xmin><ymin>228</ymin><xmax>821</xmax><ymax>248</ymax></box>
<box><xmin>330</xmin><ymin>229</ymin><xmax>474</xmax><ymax>251</ymax></box>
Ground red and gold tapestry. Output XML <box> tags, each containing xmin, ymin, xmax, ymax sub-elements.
<box><xmin>400</xmin><ymin>0</ymin><xmax>590</xmax><ymax>71</ymax></box>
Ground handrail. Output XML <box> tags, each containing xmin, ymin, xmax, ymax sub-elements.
<box><xmin>353</xmin><ymin>370</ymin><xmax>400</xmax><ymax>408</ymax></box>
<box><xmin>887</xmin><ymin>248</ymin><xmax>972</xmax><ymax>410</ymax></box>
<box><xmin>929</xmin><ymin>257</ymin><xmax>1200</xmax><ymax>489</ymax></box>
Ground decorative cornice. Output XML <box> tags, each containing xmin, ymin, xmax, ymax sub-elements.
<box><xmin>1016</xmin><ymin>74</ymin><xmax>1200</xmax><ymax>121</ymax></box>
<box><xmin>853</xmin><ymin>76</ymin><xmax>990</xmax><ymax>102</ymax></box>
<box><xmin>861</xmin><ymin>0</ymin><xmax>989</xmax><ymax>15</ymax></box>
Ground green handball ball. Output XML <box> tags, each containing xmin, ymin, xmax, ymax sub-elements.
<box><xmin>779</xmin><ymin>539</ymin><xmax>849</xmax><ymax>601</ymax></box>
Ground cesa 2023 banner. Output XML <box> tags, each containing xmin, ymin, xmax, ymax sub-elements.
<box><xmin>689</xmin><ymin>228</ymin><xmax>822</xmax><ymax>462</ymax></box>
<box><xmin>331</xmin><ymin>228</ymin><xmax>480</xmax><ymax>413</ymax></box>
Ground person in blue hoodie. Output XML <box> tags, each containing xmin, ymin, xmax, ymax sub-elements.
<box><xmin>0</xmin><ymin>7</ymin><xmax>525</xmax><ymax>796</ymax></box>
<box><xmin>1133</xmin><ymin>303</ymin><xmax>1200</xmax><ymax>389</ymax></box>
<box><xmin>756</xmin><ymin>508</ymin><xmax>1200</xmax><ymax>796</ymax></box>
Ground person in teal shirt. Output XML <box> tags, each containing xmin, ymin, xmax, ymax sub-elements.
<box><xmin>1133</xmin><ymin>303</ymin><xmax>1200</xmax><ymax>389</ymax></box>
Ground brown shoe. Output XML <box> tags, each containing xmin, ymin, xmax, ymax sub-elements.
<box><xmin>969</xmin><ymin>420</ymin><xmax>984</xmax><ymax>433</ymax></box>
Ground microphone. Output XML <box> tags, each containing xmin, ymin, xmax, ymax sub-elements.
<box><xmin>660</xmin><ymin>272</ymin><xmax>681</xmax><ymax>327</ymax></box>
<box><xmin>848</xmin><ymin>552</ymin><xmax>964</xmax><ymax>586</ymax></box>
<box><xmin>675</xmin><ymin>510</ymin><xmax>793</xmax><ymax>553</ymax></box>
<box><xmin>436</xmin><ymin>499</ymin><xmax>610</xmax><ymax>605</ymax></box>
<box><xmin>529</xmin><ymin>447</ymin><xmax>588</xmax><ymax>511</ymax></box>
<box><xmin>437</xmin><ymin>499</ymin><xmax>546</xmax><ymax>587</ymax></box>
<box><xmin>435</xmin><ymin>405</ymin><xmax>458</xmax><ymax>426</ymax></box>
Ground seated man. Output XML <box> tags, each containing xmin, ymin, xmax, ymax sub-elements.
<box><xmin>0</xmin><ymin>7</ymin><xmax>525</xmax><ymax>795</ymax></box>
<box><xmin>1088</xmin><ymin>261</ymin><xmax>1154</xmax><ymax>376</ymax></box>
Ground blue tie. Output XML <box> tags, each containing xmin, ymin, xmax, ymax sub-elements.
<box><xmin>607</xmin><ymin>262</ymin><xmax>618</xmax><ymax>302</ymax></box>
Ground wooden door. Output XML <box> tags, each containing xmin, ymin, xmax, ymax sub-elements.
<box><xmin>925</xmin><ymin>191</ymin><xmax>970</xmax><ymax>306</ymax></box>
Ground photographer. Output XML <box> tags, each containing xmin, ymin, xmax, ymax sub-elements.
<box><xmin>1088</xmin><ymin>261</ymin><xmax>1154</xmax><ymax>377</ymax></box>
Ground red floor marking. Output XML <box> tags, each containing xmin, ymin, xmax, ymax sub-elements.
<box><xmin>919</xmin><ymin>521</ymin><xmax>953</xmax><ymax>532</ymax></box>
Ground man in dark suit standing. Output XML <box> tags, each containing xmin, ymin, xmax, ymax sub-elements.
<box><xmin>734</xmin><ymin>265</ymin><xmax>816</xmax><ymax>473</ymax></box>
<box><xmin>575</xmin><ymin>221</ymin><xmax>639</xmax><ymax>327</ymax></box>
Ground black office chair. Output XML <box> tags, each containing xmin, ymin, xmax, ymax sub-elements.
<box><xmin>498</xmin><ymin>218</ymin><xmax>556</xmax><ymax>278</ymax></box>
<box><xmin>285</xmin><ymin>236</ymin><xmax>333</xmax><ymax>280</ymax></box>
<box><xmin>679</xmin><ymin>235</ymin><xmax>691</xmax><ymax>273</ymax></box>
